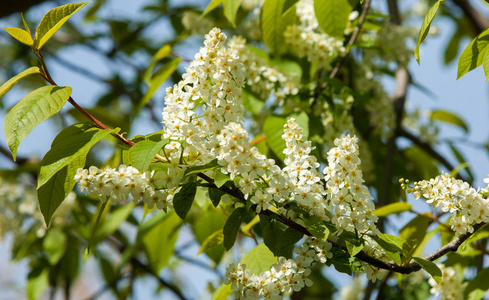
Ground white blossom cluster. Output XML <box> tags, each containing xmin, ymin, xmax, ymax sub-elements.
<box><xmin>224</xmin><ymin>237</ymin><xmax>332</xmax><ymax>299</ymax></box>
<box><xmin>284</xmin><ymin>0</ymin><xmax>346</xmax><ymax>69</ymax></box>
<box><xmin>0</xmin><ymin>175</ymin><xmax>74</xmax><ymax>238</ymax></box>
<box><xmin>428</xmin><ymin>265</ymin><xmax>466</xmax><ymax>300</ymax></box>
<box><xmin>281</xmin><ymin>118</ymin><xmax>328</xmax><ymax>219</ymax></box>
<box><xmin>75</xmin><ymin>164</ymin><xmax>183</xmax><ymax>210</ymax></box>
<box><xmin>365</xmin><ymin>83</ymin><xmax>395</xmax><ymax>139</ymax></box>
<box><xmin>402</xmin><ymin>107</ymin><xmax>440</xmax><ymax>144</ymax></box>
<box><xmin>323</xmin><ymin>135</ymin><xmax>380</xmax><ymax>235</ymax></box>
<box><xmin>228</xmin><ymin>36</ymin><xmax>299</xmax><ymax>101</ymax></box>
<box><xmin>406</xmin><ymin>173</ymin><xmax>489</xmax><ymax>235</ymax></box>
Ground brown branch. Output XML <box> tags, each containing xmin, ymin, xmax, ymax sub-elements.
<box><xmin>326</xmin><ymin>0</ymin><xmax>372</xmax><ymax>83</ymax></box>
<box><xmin>451</xmin><ymin>0</ymin><xmax>489</xmax><ymax>35</ymax></box>
<box><xmin>398</xmin><ymin>127</ymin><xmax>467</xmax><ymax>182</ymax></box>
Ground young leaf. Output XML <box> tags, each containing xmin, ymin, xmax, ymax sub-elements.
<box><xmin>224</xmin><ymin>0</ymin><xmax>243</xmax><ymax>27</ymax></box>
<box><xmin>314</xmin><ymin>0</ymin><xmax>354</xmax><ymax>38</ymax></box>
<box><xmin>173</xmin><ymin>180</ymin><xmax>198</xmax><ymax>220</ymax></box>
<box><xmin>223</xmin><ymin>207</ymin><xmax>246</xmax><ymax>250</ymax></box>
<box><xmin>373</xmin><ymin>202</ymin><xmax>412</xmax><ymax>217</ymax></box>
<box><xmin>412</xmin><ymin>257</ymin><xmax>442</xmax><ymax>284</ymax></box>
<box><xmin>5</xmin><ymin>86</ymin><xmax>72</xmax><ymax>161</ymax></box>
<box><xmin>202</xmin><ymin>0</ymin><xmax>224</xmax><ymax>18</ymax></box>
<box><xmin>211</xmin><ymin>284</ymin><xmax>233</xmax><ymax>300</ymax></box>
<box><xmin>38</xmin><ymin>122</ymin><xmax>119</xmax><ymax>188</ymax></box>
<box><xmin>143</xmin><ymin>44</ymin><xmax>172</xmax><ymax>84</ymax></box>
<box><xmin>430</xmin><ymin>110</ymin><xmax>468</xmax><ymax>132</ymax></box>
<box><xmin>34</xmin><ymin>2</ymin><xmax>91</xmax><ymax>49</ymax></box>
<box><xmin>261</xmin><ymin>0</ymin><xmax>296</xmax><ymax>55</ymax></box>
<box><xmin>196</xmin><ymin>229</ymin><xmax>224</xmax><ymax>256</ymax></box>
<box><xmin>4</xmin><ymin>27</ymin><xmax>34</xmax><ymax>46</ymax></box>
<box><xmin>283</xmin><ymin>0</ymin><xmax>299</xmax><ymax>14</ymax></box>
<box><xmin>140</xmin><ymin>57</ymin><xmax>180</xmax><ymax>109</ymax></box>
<box><xmin>192</xmin><ymin>207</ymin><xmax>226</xmax><ymax>264</ymax></box>
<box><xmin>345</xmin><ymin>240</ymin><xmax>364</xmax><ymax>257</ymax></box>
<box><xmin>214</xmin><ymin>168</ymin><xmax>231</xmax><ymax>188</ymax></box>
<box><xmin>240</xmin><ymin>243</ymin><xmax>277</xmax><ymax>274</ymax></box>
<box><xmin>128</xmin><ymin>139</ymin><xmax>168</xmax><ymax>172</ymax></box>
<box><xmin>464</xmin><ymin>267</ymin><xmax>489</xmax><ymax>300</ymax></box>
<box><xmin>142</xmin><ymin>211</ymin><xmax>182</xmax><ymax>273</ymax></box>
<box><xmin>38</xmin><ymin>154</ymin><xmax>86</xmax><ymax>226</ymax></box>
<box><xmin>457</xmin><ymin>28</ymin><xmax>489</xmax><ymax>80</ymax></box>
<box><xmin>484</xmin><ymin>50</ymin><xmax>489</xmax><ymax>82</ymax></box>
<box><xmin>0</xmin><ymin>66</ymin><xmax>41</xmax><ymax>99</ymax></box>
<box><xmin>415</xmin><ymin>0</ymin><xmax>442</xmax><ymax>64</ymax></box>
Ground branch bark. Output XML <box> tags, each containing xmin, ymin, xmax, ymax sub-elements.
<box><xmin>451</xmin><ymin>0</ymin><xmax>489</xmax><ymax>34</ymax></box>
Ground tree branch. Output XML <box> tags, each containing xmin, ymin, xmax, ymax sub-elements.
<box><xmin>398</xmin><ymin>127</ymin><xmax>467</xmax><ymax>182</ymax></box>
<box><xmin>451</xmin><ymin>0</ymin><xmax>489</xmax><ymax>35</ymax></box>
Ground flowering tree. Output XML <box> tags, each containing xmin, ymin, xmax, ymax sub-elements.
<box><xmin>1</xmin><ymin>0</ymin><xmax>489</xmax><ymax>299</ymax></box>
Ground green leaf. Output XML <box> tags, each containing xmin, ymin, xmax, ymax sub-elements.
<box><xmin>243</xmin><ymin>91</ymin><xmax>265</xmax><ymax>115</ymax></box>
<box><xmin>0</xmin><ymin>67</ymin><xmax>41</xmax><ymax>100</ymax></box>
<box><xmin>373</xmin><ymin>202</ymin><xmax>412</xmax><ymax>217</ymax></box>
<box><xmin>202</xmin><ymin>0</ymin><xmax>224</xmax><ymax>17</ymax></box>
<box><xmin>27</xmin><ymin>267</ymin><xmax>48</xmax><ymax>300</ymax></box>
<box><xmin>484</xmin><ymin>49</ymin><xmax>489</xmax><ymax>82</ymax></box>
<box><xmin>38</xmin><ymin>122</ymin><xmax>118</xmax><ymax>188</ymax></box>
<box><xmin>34</xmin><ymin>2</ymin><xmax>90</xmax><ymax>49</ymax></box>
<box><xmin>93</xmin><ymin>204</ymin><xmax>135</xmax><ymax>242</ymax></box>
<box><xmin>43</xmin><ymin>228</ymin><xmax>67</xmax><ymax>265</ymax></box>
<box><xmin>263</xmin><ymin>112</ymin><xmax>308</xmax><ymax>161</ymax></box>
<box><xmin>314</xmin><ymin>0</ymin><xmax>354</xmax><ymax>38</ymax></box>
<box><xmin>4</xmin><ymin>27</ymin><xmax>33</xmax><ymax>46</ymax></box>
<box><xmin>142</xmin><ymin>211</ymin><xmax>182</xmax><ymax>273</ymax></box>
<box><xmin>412</xmin><ymin>257</ymin><xmax>442</xmax><ymax>284</ymax></box>
<box><xmin>457</xmin><ymin>28</ymin><xmax>489</xmax><ymax>79</ymax></box>
<box><xmin>38</xmin><ymin>154</ymin><xmax>86</xmax><ymax>225</ymax></box>
<box><xmin>303</xmin><ymin>215</ymin><xmax>329</xmax><ymax>239</ymax></box>
<box><xmin>400</xmin><ymin>215</ymin><xmax>430</xmax><ymax>254</ymax></box>
<box><xmin>430</xmin><ymin>110</ymin><xmax>468</xmax><ymax>132</ymax></box>
<box><xmin>274</xmin><ymin>227</ymin><xmax>303</xmax><ymax>258</ymax></box>
<box><xmin>196</xmin><ymin>229</ymin><xmax>224</xmax><ymax>256</ymax></box>
<box><xmin>224</xmin><ymin>0</ymin><xmax>243</xmax><ymax>27</ymax></box>
<box><xmin>345</xmin><ymin>240</ymin><xmax>364</xmax><ymax>257</ymax></box>
<box><xmin>223</xmin><ymin>207</ymin><xmax>246</xmax><ymax>250</ymax></box>
<box><xmin>465</xmin><ymin>268</ymin><xmax>489</xmax><ymax>300</ymax></box>
<box><xmin>240</xmin><ymin>243</ymin><xmax>277</xmax><ymax>274</ymax></box>
<box><xmin>5</xmin><ymin>86</ymin><xmax>72</xmax><ymax>161</ymax></box>
<box><xmin>184</xmin><ymin>159</ymin><xmax>220</xmax><ymax>177</ymax></box>
<box><xmin>140</xmin><ymin>57</ymin><xmax>180</xmax><ymax>108</ymax></box>
<box><xmin>283</xmin><ymin>0</ymin><xmax>299</xmax><ymax>14</ymax></box>
<box><xmin>260</xmin><ymin>214</ymin><xmax>278</xmax><ymax>253</ymax></box>
<box><xmin>214</xmin><ymin>168</ymin><xmax>231</xmax><ymax>188</ymax></box>
<box><xmin>209</xmin><ymin>187</ymin><xmax>226</xmax><ymax>207</ymax></box>
<box><xmin>143</xmin><ymin>44</ymin><xmax>172</xmax><ymax>83</ymax></box>
<box><xmin>261</xmin><ymin>0</ymin><xmax>296</xmax><ymax>55</ymax></box>
<box><xmin>270</xmin><ymin>59</ymin><xmax>302</xmax><ymax>80</ymax></box>
<box><xmin>211</xmin><ymin>284</ymin><xmax>233</xmax><ymax>300</ymax></box>
<box><xmin>128</xmin><ymin>139</ymin><xmax>168</xmax><ymax>172</ymax></box>
<box><xmin>415</xmin><ymin>0</ymin><xmax>442</xmax><ymax>64</ymax></box>
<box><xmin>192</xmin><ymin>207</ymin><xmax>226</xmax><ymax>264</ymax></box>
<box><xmin>173</xmin><ymin>180</ymin><xmax>198</xmax><ymax>220</ymax></box>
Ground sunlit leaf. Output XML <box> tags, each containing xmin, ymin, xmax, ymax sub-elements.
<box><xmin>0</xmin><ymin>67</ymin><xmax>41</xmax><ymax>99</ymax></box>
<box><xmin>457</xmin><ymin>28</ymin><xmax>489</xmax><ymax>80</ymax></box>
<box><xmin>415</xmin><ymin>0</ymin><xmax>442</xmax><ymax>64</ymax></box>
<box><xmin>140</xmin><ymin>57</ymin><xmax>180</xmax><ymax>108</ymax></box>
<box><xmin>4</xmin><ymin>27</ymin><xmax>34</xmax><ymax>46</ymax></box>
<box><xmin>413</xmin><ymin>257</ymin><xmax>442</xmax><ymax>284</ymax></box>
<box><xmin>430</xmin><ymin>110</ymin><xmax>468</xmax><ymax>132</ymax></box>
<box><xmin>261</xmin><ymin>0</ymin><xmax>296</xmax><ymax>55</ymax></box>
<box><xmin>224</xmin><ymin>0</ymin><xmax>243</xmax><ymax>27</ymax></box>
<box><xmin>34</xmin><ymin>2</ymin><xmax>90</xmax><ymax>49</ymax></box>
<box><xmin>314</xmin><ymin>0</ymin><xmax>355</xmax><ymax>38</ymax></box>
<box><xmin>128</xmin><ymin>139</ymin><xmax>168</xmax><ymax>172</ymax></box>
<box><xmin>373</xmin><ymin>202</ymin><xmax>412</xmax><ymax>217</ymax></box>
<box><xmin>5</xmin><ymin>86</ymin><xmax>72</xmax><ymax>161</ymax></box>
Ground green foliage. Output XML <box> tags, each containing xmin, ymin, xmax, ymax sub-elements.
<box><xmin>457</xmin><ymin>27</ymin><xmax>489</xmax><ymax>80</ymax></box>
<box><xmin>0</xmin><ymin>67</ymin><xmax>41</xmax><ymax>99</ymax></box>
<box><xmin>430</xmin><ymin>110</ymin><xmax>468</xmax><ymax>132</ymax></box>
<box><xmin>412</xmin><ymin>257</ymin><xmax>442</xmax><ymax>284</ymax></box>
<box><xmin>34</xmin><ymin>2</ymin><xmax>90</xmax><ymax>49</ymax></box>
<box><xmin>464</xmin><ymin>267</ymin><xmax>489</xmax><ymax>300</ymax></box>
<box><xmin>193</xmin><ymin>207</ymin><xmax>226</xmax><ymax>264</ymax></box>
<box><xmin>373</xmin><ymin>202</ymin><xmax>412</xmax><ymax>217</ymax></box>
<box><xmin>314</xmin><ymin>0</ymin><xmax>356</xmax><ymax>38</ymax></box>
<box><xmin>224</xmin><ymin>0</ymin><xmax>243</xmax><ymax>27</ymax></box>
<box><xmin>140</xmin><ymin>57</ymin><xmax>181</xmax><ymax>109</ymax></box>
<box><xmin>141</xmin><ymin>211</ymin><xmax>182</xmax><ymax>273</ymax></box>
<box><xmin>261</xmin><ymin>0</ymin><xmax>296</xmax><ymax>55</ymax></box>
<box><xmin>128</xmin><ymin>139</ymin><xmax>169</xmax><ymax>172</ymax></box>
<box><xmin>4</xmin><ymin>27</ymin><xmax>34</xmax><ymax>46</ymax></box>
<box><xmin>240</xmin><ymin>243</ymin><xmax>277</xmax><ymax>274</ymax></box>
<box><xmin>223</xmin><ymin>206</ymin><xmax>247</xmax><ymax>250</ymax></box>
<box><xmin>173</xmin><ymin>179</ymin><xmax>198</xmax><ymax>220</ymax></box>
<box><xmin>415</xmin><ymin>0</ymin><xmax>443</xmax><ymax>64</ymax></box>
<box><xmin>4</xmin><ymin>86</ymin><xmax>72</xmax><ymax>161</ymax></box>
